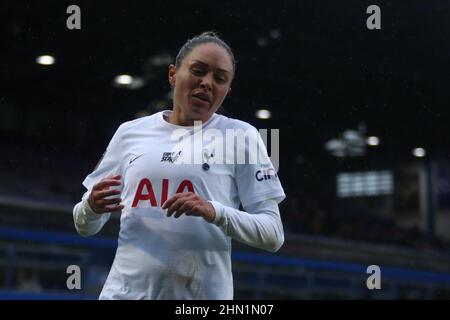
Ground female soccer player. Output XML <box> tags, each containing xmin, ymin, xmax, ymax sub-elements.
<box><xmin>73</xmin><ymin>31</ymin><xmax>285</xmax><ymax>299</ymax></box>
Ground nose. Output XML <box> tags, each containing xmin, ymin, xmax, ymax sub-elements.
<box><xmin>199</xmin><ymin>73</ymin><xmax>213</xmax><ymax>90</ymax></box>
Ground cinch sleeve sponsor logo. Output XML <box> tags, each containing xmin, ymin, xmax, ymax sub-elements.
<box><xmin>255</xmin><ymin>168</ymin><xmax>278</xmax><ymax>182</ymax></box>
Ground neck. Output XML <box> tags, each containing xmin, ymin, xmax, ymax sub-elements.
<box><xmin>168</xmin><ymin>107</ymin><xmax>213</xmax><ymax>126</ymax></box>
<box><xmin>168</xmin><ymin>108</ymin><xmax>193</xmax><ymax>126</ymax></box>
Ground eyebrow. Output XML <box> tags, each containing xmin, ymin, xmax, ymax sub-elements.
<box><xmin>192</xmin><ymin>60</ymin><xmax>231</xmax><ymax>74</ymax></box>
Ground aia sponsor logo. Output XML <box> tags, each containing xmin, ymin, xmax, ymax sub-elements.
<box><xmin>132</xmin><ymin>178</ymin><xmax>194</xmax><ymax>207</ymax></box>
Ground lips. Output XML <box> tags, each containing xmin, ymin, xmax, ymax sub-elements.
<box><xmin>192</xmin><ymin>92</ymin><xmax>211</xmax><ymax>103</ymax></box>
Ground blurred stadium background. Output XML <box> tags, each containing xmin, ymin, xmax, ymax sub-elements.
<box><xmin>1</xmin><ymin>0</ymin><xmax>450</xmax><ymax>299</ymax></box>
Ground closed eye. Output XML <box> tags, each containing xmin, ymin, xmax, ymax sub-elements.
<box><xmin>191</xmin><ymin>68</ymin><xmax>206</xmax><ymax>76</ymax></box>
<box><xmin>214</xmin><ymin>74</ymin><xmax>227</xmax><ymax>83</ymax></box>
<box><xmin>190</xmin><ymin>64</ymin><xmax>229</xmax><ymax>84</ymax></box>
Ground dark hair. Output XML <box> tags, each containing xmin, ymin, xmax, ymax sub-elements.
<box><xmin>175</xmin><ymin>31</ymin><xmax>236</xmax><ymax>74</ymax></box>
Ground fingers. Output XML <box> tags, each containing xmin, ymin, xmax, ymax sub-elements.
<box><xmin>162</xmin><ymin>192</ymin><xmax>192</xmax><ymax>210</ymax></box>
<box><xmin>93</xmin><ymin>175</ymin><xmax>122</xmax><ymax>190</ymax></box>
<box><xmin>96</xmin><ymin>188</ymin><xmax>121</xmax><ymax>199</ymax></box>
<box><xmin>103</xmin><ymin>204</ymin><xmax>125</xmax><ymax>212</ymax></box>
<box><xmin>97</xmin><ymin>197</ymin><xmax>122</xmax><ymax>207</ymax></box>
<box><xmin>162</xmin><ymin>192</ymin><xmax>184</xmax><ymax>210</ymax></box>
<box><xmin>90</xmin><ymin>188</ymin><xmax>121</xmax><ymax>205</ymax></box>
<box><xmin>163</xmin><ymin>194</ymin><xmax>214</xmax><ymax>222</ymax></box>
<box><xmin>166</xmin><ymin>197</ymin><xmax>187</xmax><ymax>217</ymax></box>
<box><xmin>174</xmin><ymin>200</ymin><xmax>195</xmax><ymax>218</ymax></box>
<box><xmin>164</xmin><ymin>192</ymin><xmax>195</xmax><ymax>218</ymax></box>
<box><xmin>89</xmin><ymin>196</ymin><xmax>123</xmax><ymax>214</ymax></box>
<box><xmin>89</xmin><ymin>175</ymin><xmax>123</xmax><ymax>214</ymax></box>
<box><xmin>163</xmin><ymin>193</ymin><xmax>208</xmax><ymax>219</ymax></box>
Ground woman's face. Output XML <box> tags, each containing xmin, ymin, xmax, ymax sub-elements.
<box><xmin>168</xmin><ymin>43</ymin><xmax>234</xmax><ymax>124</ymax></box>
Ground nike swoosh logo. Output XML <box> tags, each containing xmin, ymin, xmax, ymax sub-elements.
<box><xmin>129</xmin><ymin>154</ymin><xmax>144</xmax><ymax>165</ymax></box>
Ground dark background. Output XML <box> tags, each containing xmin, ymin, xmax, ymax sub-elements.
<box><xmin>2</xmin><ymin>1</ymin><xmax>449</xmax><ymax>166</ymax></box>
<box><xmin>1</xmin><ymin>0</ymin><xmax>450</xmax><ymax>300</ymax></box>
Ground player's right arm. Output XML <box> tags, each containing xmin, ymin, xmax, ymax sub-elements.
<box><xmin>73</xmin><ymin>122</ymin><xmax>128</xmax><ymax>237</ymax></box>
<box><xmin>73</xmin><ymin>175</ymin><xmax>124</xmax><ymax>237</ymax></box>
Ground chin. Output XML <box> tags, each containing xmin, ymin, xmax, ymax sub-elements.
<box><xmin>190</xmin><ymin>104</ymin><xmax>211</xmax><ymax>113</ymax></box>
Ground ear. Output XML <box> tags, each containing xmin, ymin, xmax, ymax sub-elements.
<box><xmin>168</xmin><ymin>64</ymin><xmax>176</xmax><ymax>87</ymax></box>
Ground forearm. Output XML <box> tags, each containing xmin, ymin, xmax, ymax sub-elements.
<box><xmin>73</xmin><ymin>199</ymin><xmax>111</xmax><ymax>237</ymax></box>
<box><xmin>209</xmin><ymin>199</ymin><xmax>284</xmax><ymax>252</ymax></box>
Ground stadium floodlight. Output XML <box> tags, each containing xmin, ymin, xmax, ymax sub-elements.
<box><xmin>256</xmin><ymin>109</ymin><xmax>271</xmax><ymax>119</ymax></box>
<box><xmin>412</xmin><ymin>147</ymin><xmax>426</xmax><ymax>157</ymax></box>
<box><xmin>115</xmin><ymin>74</ymin><xmax>133</xmax><ymax>85</ymax></box>
<box><xmin>36</xmin><ymin>55</ymin><xmax>55</xmax><ymax>65</ymax></box>
<box><xmin>113</xmin><ymin>75</ymin><xmax>145</xmax><ymax>89</ymax></box>
<box><xmin>367</xmin><ymin>136</ymin><xmax>380</xmax><ymax>146</ymax></box>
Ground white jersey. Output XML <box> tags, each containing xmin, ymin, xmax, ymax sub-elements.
<box><xmin>74</xmin><ymin>110</ymin><xmax>285</xmax><ymax>299</ymax></box>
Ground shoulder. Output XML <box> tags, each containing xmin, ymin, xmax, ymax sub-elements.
<box><xmin>115</xmin><ymin>112</ymin><xmax>161</xmax><ymax>135</ymax></box>
<box><xmin>213</xmin><ymin>113</ymin><xmax>257</xmax><ymax>132</ymax></box>
<box><xmin>213</xmin><ymin>114</ymin><xmax>266</xmax><ymax>151</ymax></box>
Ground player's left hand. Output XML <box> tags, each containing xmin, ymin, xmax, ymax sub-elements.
<box><xmin>162</xmin><ymin>192</ymin><xmax>216</xmax><ymax>223</ymax></box>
